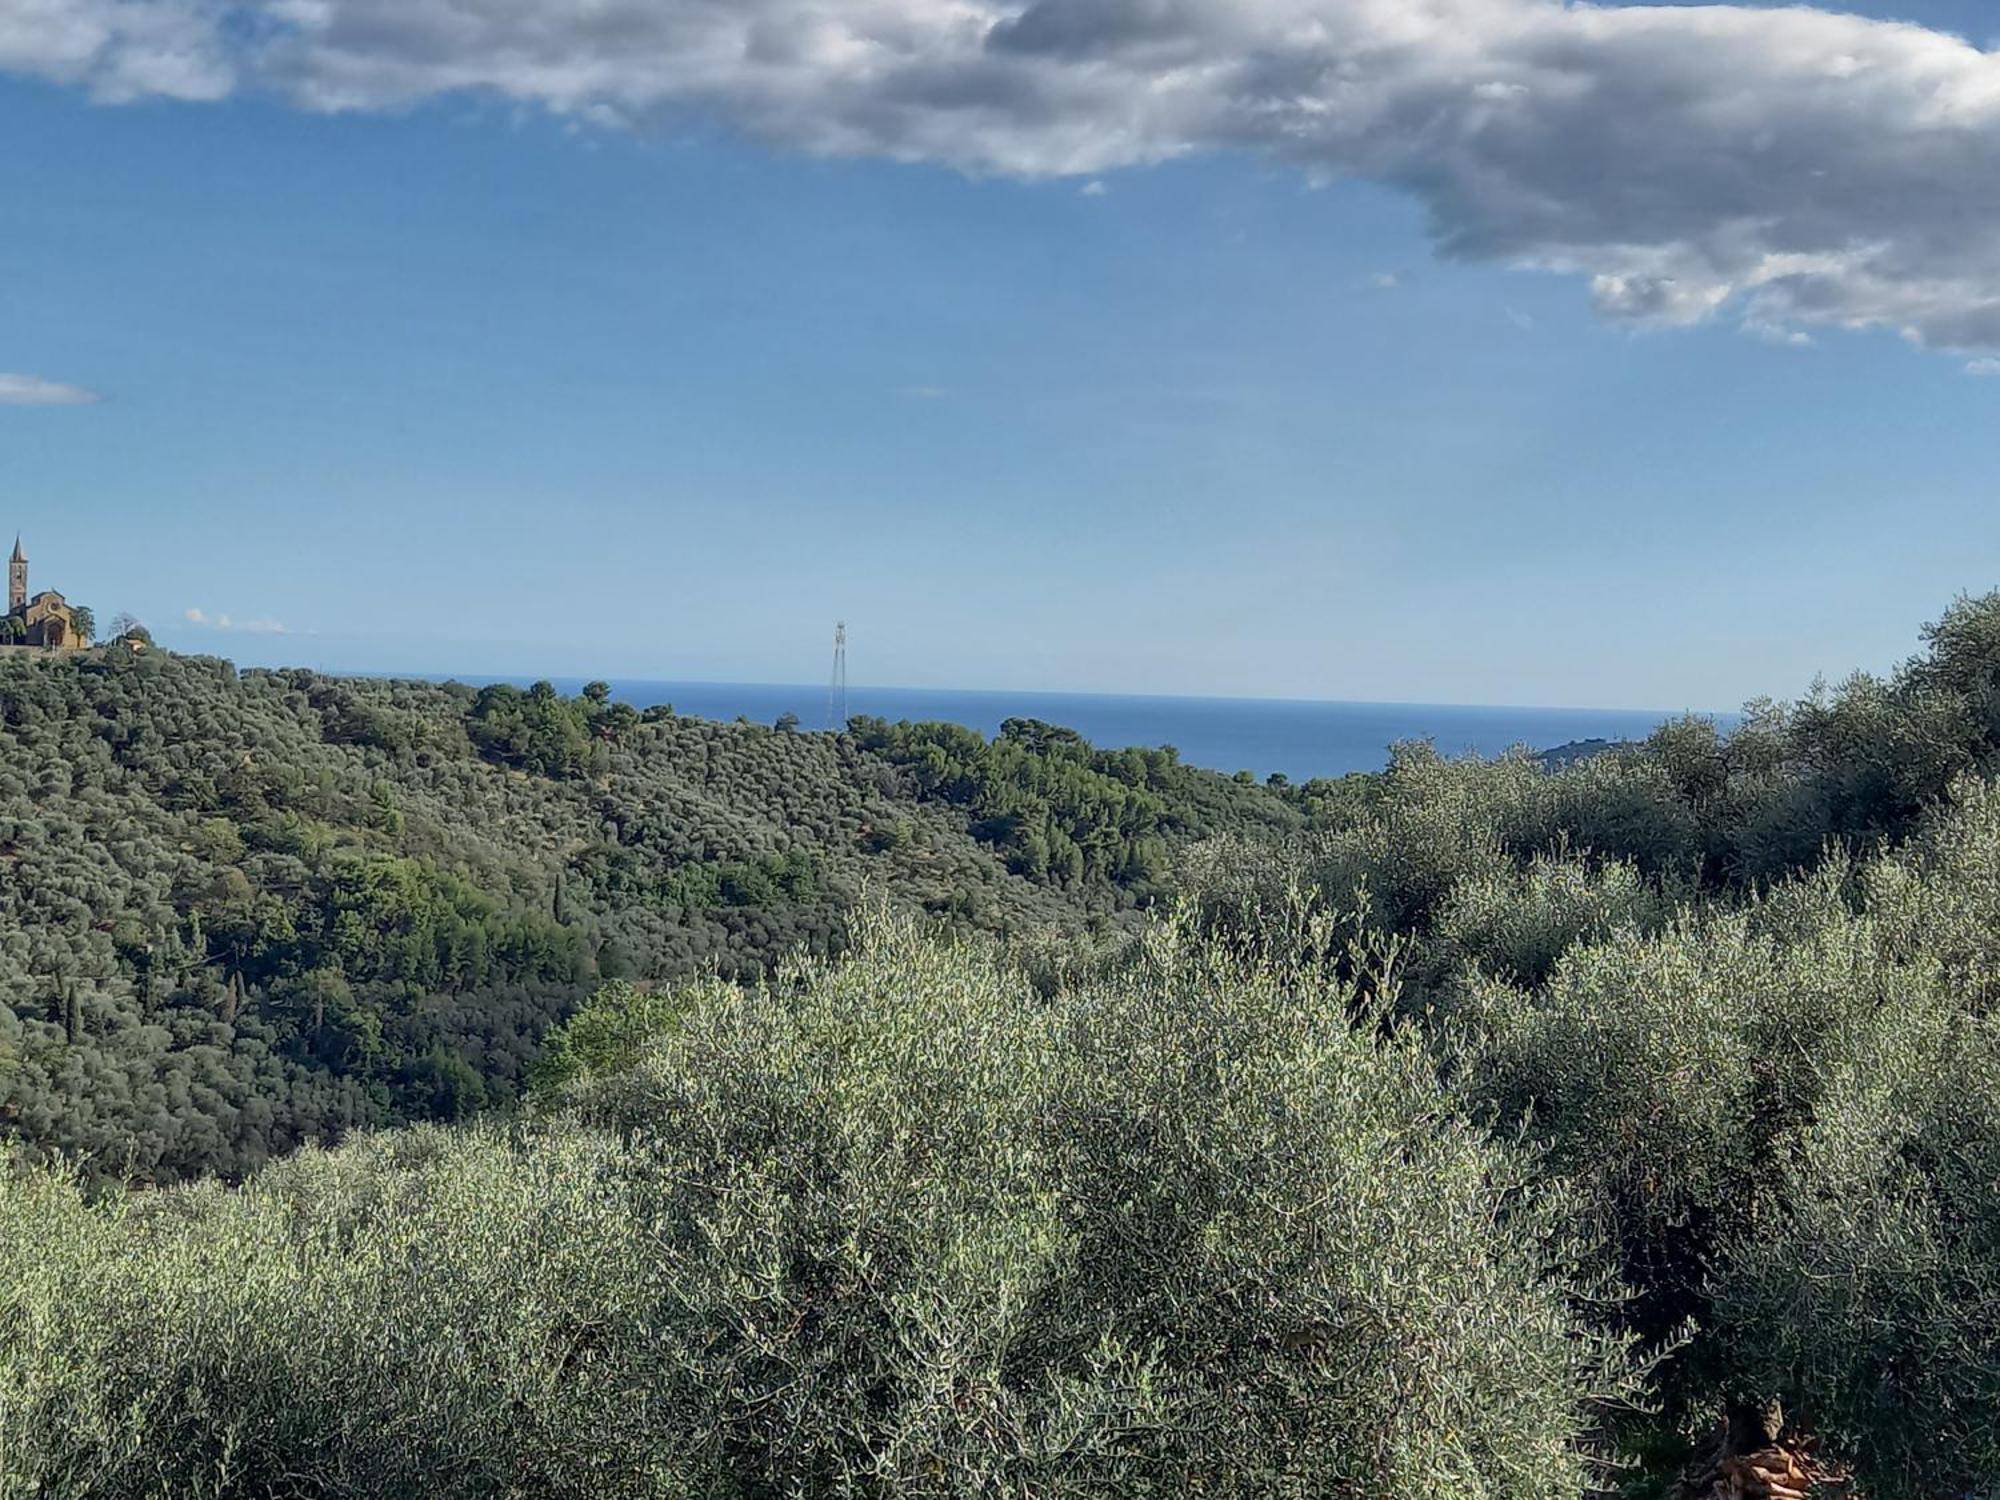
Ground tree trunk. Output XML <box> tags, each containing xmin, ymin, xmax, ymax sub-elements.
<box><xmin>1670</xmin><ymin>1400</ymin><xmax>1857</xmax><ymax>1499</ymax></box>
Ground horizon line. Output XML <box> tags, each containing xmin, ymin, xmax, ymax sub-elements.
<box><xmin>294</xmin><ymin>661</ymin><xmax>1737</xmax><ymax>723</ymax></box>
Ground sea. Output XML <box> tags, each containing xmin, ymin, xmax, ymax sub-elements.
<box><xmin>446</xmin><ymin>676</ymin><xmax>1724</xmax><ymax>784</ymax></box>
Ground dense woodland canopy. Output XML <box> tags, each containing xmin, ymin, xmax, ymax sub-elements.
<box><xmin>7</xmin><ymin>595</ymin><xmax>2000</xmax><ymax>1495</ymax></box>
<box><xmin>0</xmin><ymin>652</ymin><xmax>1295</xmax><ymax>1182</ymax></box>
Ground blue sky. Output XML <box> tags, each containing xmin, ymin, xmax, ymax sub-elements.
<box><xmin>5</xmin><ymin>0</ymin><xmax>2000</xmax><ymax>709</ymax></box>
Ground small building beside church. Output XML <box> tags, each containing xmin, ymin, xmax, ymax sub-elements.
<box><xmin>6</xmin><ymin>537</ymin><xmax>90</xmax><ymax>649</ymax></box>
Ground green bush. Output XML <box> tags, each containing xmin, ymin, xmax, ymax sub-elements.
<box><xmin>1441</xmin><ymin>782</ymin><xmax>2000</xmax><ymax>1483</ymax></box>
<box><xmin>1435</xmin><ymin>849</ymin><xmax>1666</xmax><ymax>989</ymax></box>
<box><xmin>0</xmin><ymin>915</ymin><xmax>1640</xmax><ymax>1499</ymax></box>
<box><xmin>1452</xmin><ymin>897</ymin><xmax>1899</xmax><ymax>1351</ymax></box>
<box><xmin>0</xmin><ymin>1127</ymin><xmax>672</xmax><ymax>1498</ymax></box>
<box><xmin>1710</xmin><ymin>997</ymin><xmax>2000</xmax><ymax>1499</ymax></box>
<box><xmin>527</xmin><ymin>977</ymin><xmax>692</xmax><ymax>1095</ymax></box>
<box><xmin>565</xmin><ymin>912</ymin><xmax>1639</xmax><ymax>1498</ymax></box>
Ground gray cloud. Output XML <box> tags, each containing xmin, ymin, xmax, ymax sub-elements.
<box><xmin>0</xmin><ymin>373</ymin><xmax>102</xmax><ymax>406</ymax></box>
<box><xmin>0</xmin><ymin>0</ymin><xmax>231</xmax><ymax>100</ymax></box>
<box><xmin>15</xmin><ymin>0</ymin><xmax>2000</xmax><ymax>352</ymax></box>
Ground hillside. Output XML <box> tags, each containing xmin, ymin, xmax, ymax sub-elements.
<box><xmin>0</xmin><ymin>652</ymin><xmax>1299</xmax><ymax>1182</ymax></box>
<box><xmin>7</xmin><ymin>598</ymin><xmax>2000</xmax><ymax>1495</ymax></box>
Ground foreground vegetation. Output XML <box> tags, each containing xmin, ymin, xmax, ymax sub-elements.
<box><xmin>3</xmin><ymin>915</ymin><xmax>1640</xmax><ymax>1498</ymax></box>
<box><xmin>7</xmin><ymin>595</ymin><xmax>2000</xmax><ymax>1494</ymax></box>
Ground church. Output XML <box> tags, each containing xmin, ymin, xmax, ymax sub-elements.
<box><xmin>5</xmin><ymin>537</ymin><xmax>89</xmax><ymax>649</ymax></box>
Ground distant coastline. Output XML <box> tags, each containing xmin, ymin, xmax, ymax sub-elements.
<box><xmin>376</xmin><ymin>673</ymin><xmax>1728</xmax><ymax>783</ymax></box>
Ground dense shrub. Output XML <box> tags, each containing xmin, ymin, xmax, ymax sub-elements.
<box><xmin>1711</xmin><ymin>997</ymin><xmax>2000</xmax><ymax>1497</ymax></box>
<box><xmin>1165</xmin><ymin>596</ymin><xmax>2000</xmax><ymax>1488</ymax></box>
<box><xmin>1452</xmin><ymin>893</ymin><xmax>1896</xmax><ymax>1351</ymax></box>
<box><xmin>0</xmin><ymin>916</ymin><xmax>1639</xmax><ymax>1499</ymax></box>
<box><xmin>1434</xmin><ymin>849</ymin><xmax>1667</xmax><ymax>989</ymax></box>
<box><xmin>1434</xmin><ymin>782</ymin><xmax>2000</xmax><ymax>1490</ymax></box>
<box><xmin>0</xmin><ymin>1126</ymin><xmax>672</xmax><ymax>1498</ymax></box>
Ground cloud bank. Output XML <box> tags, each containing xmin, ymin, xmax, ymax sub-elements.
<box><xmin>0</xmin><ymin>373</ymin><xmax>102</xmax><ymax>406</ymax></box>
<box><xmin>14</xmin><ymin>0</ymin><xmax>2000</xmax><ymax>352</ymax></box>
<box><xmin>0</xmin><ymin>0</ymin><xmax>230</xmax><ymax>101</ymax></box>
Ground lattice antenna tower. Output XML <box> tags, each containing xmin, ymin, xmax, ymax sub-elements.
<box><xmin>827</xmin><ymin>620</ymin><xmax>848</xmax><ymax>731</ymax></box>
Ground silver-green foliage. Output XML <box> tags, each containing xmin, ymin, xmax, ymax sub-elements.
<box><xmin>1711</xmin><ymin>997</ymin><xmax>2000</xmax><ymax>1497</ymax></box>
<box><xmin>1452</xmin><ymin>780</ymin><xmax>2000</xmax><ymax>1495</ymax></box>
<box><xmin>1182</xmin><ymin>744</ymin><xmax>1694</xmax><ymax>961</ymax></box>
<box><xmin>1456</xmin><ymin>891</ymin><xmax>1895</xmax><ymax>1275</ymax></box>
<box><xmin>568</xmin><ymin>911</ymin><xmax>1639</xmax><ymax>1498</ymax></box>
<box><xmin>1704</xmin><ymin>785</ymin><xmax>2000</xmax><ymax>1496</ymax></box>
<box><xmin>1435</xmin><ymin>849</ymin><xmax>1666</xmax><ymax>989</ymax></box>
<box><xmin>0</xmin><ymin>914</ymin><xmax>1638</xmax><ymax>1499</ymax></box>
<box><xmin>0</xmin><ymin>1126</ymin><xmax>671</xmax><ymax>1498</ymax></box>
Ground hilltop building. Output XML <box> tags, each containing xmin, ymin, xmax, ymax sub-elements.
<box><xmin>5</xmin><ymin>537</ymin><xmax>89</xmax><ymax>649</ymax></box>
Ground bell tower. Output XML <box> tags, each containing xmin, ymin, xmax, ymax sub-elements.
<box><xmin>8</xmin><ymin>536</ymin><xmax>24</xmax><ymax>615</ymax></box>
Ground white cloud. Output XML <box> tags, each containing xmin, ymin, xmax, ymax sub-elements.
<box><xmin>17</xmin><ymin>0</ymin><xmax>2000</xmax><ymax>355</ymax></box>
<box><xmin>185</xmin><ymin>606</ymin><xmax>292</xmax><ymax>634</ymax></box>
<box><xmin>1504</xmin><ymin>305</ymin><xmax>1534</xmax><ymax>333</ymax></box>
<box><xmin>898</xmin><ymin>384</ymin><xmax>946</xmax><ymax>399</ymax></box>
<box><xmin>0</xmin><ymin>373</ymin><xmax>101</xmax><ymax>406</ymax></box>
<box><xmin>1079</xmin><ymin>178</ymin><xmax>1107</xmax><ymax>197</ymax></box>
<box><xmin>1745</xmin><ymin>314</ymin><xmax>1814</xmax><ymax>348</ymax></box>
<box><xmin>1967</xmin><ymin>358</ymin><xmax>2000</xmax><ymax>376</ymax></box>
<box><xmin>1369</xmin><ymin>271</ymin><xmax>1400</xmax><ymax>291</ymax></box>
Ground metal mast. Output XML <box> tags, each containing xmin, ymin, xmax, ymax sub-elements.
<box><xmin>827</xmin><ymin>620</ymin><xmax>848</xmax><ymax>730</ymax></box>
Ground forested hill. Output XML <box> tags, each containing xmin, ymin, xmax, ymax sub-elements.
<box><xmin>0</xmin><ymin>651</ymin><xmax>1299</xmax><ymax>1182</ymax></box>
<box><xmin>15</xmin><ymin>605</ymin><xmax>2000</xmax><ymax>1496</ymax></box>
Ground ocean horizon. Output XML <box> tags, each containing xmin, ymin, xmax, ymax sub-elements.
<box><xmin>409</xmin><ymin>673</ymin><xmax>1729</xmax><ymax>782</ymax></box>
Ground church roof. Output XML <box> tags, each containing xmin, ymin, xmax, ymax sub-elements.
<box><xmin>9</xmin><ymin>535</ymin><xmax>22</xmax><ymax>564</ymax></box>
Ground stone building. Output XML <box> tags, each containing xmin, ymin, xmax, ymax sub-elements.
<box><xmin>5</xmin><ymin>537</ymin><xmax>89</xmax><ymax>649</ymax></box>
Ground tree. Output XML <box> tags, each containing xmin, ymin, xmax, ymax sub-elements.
<box><xmin>774</xmin><ymin>711</ymin><xmax>801</xmax><ymax>734</ymax></box>
<box><xmin>108</xmin><ymin>612</ymin><xmax>152</xmax><ymax>645</ymax></box>
<box><xmin>68</xmin><ymin>605</ymin><xmax>94</xmax><ymax>643</ymax></box>
<box><xmin>529</xmin><ymin>978</ymin><xmax>685</xmax><ymax>1095</ymax></box>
